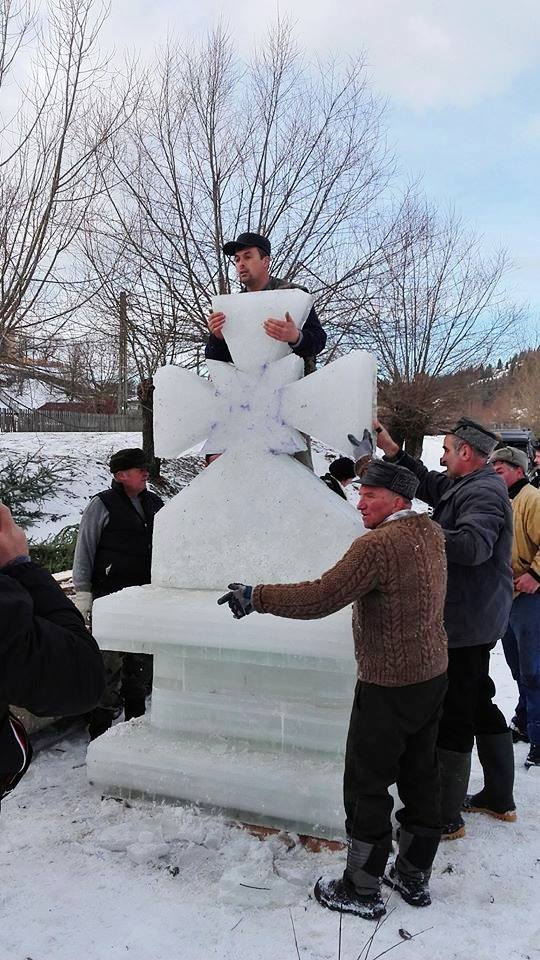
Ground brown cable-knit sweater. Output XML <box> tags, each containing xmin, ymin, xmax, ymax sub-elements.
<box><xmin>253</xmin><ymin>512</ymin><xmax>448</xmax><ymax>687</ymax></box>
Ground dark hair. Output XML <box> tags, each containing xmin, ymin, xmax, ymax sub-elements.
<box><xmin>329</xmin><ymin>456</ymin><xmax>356</xmax><ymax>482</ymax></box>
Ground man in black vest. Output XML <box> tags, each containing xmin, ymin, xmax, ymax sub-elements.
<box><xmin>73</xmin><ymin>448</ymin><xmax>163</xmax><ymax>739</ymax></box>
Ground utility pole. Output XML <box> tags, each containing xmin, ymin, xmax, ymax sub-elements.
<box><xmin>118</xmin><ymin>291</ymin><xmax>128</xmax><ymax>414</ymax></box>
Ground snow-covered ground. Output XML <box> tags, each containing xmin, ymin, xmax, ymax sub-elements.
<box><xmin>1</xmin><ymin>652</ymin><xmax>537</xmax><ymax>960</ymax></box>
<box><xmin>2</xmin><ymin>431</ymin><xmax>537</xmax><ymax>959</ymax></box>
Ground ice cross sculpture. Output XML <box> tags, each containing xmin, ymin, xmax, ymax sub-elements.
<box><xmin>151</xmin><ymin>289</ymin><xmax>376</xmax><ymax>591</ymax></box>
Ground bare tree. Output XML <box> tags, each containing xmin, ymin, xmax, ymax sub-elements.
<box><xmin>0</xmin><ymin>0</ymin><xmax>135</xmax><ymax>356</ymax></box>
<box><xmin>340</xmin><ymin>195</ymin><xmax>521</xmax><ymax>453</ymax></box>
<box><xmin>80</xmin><ymin>20</ymin><xmax>392</xmax><ymax>466</ymax></box>
<box><xmin>0</xmin><ymin>0</ymin><xmax>35</xmax><ymax>89</ymax></box>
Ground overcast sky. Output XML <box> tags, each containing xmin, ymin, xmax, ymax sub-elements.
<box><xmin>102</xmin><ymin>0</ymin><xmax>540</xmax><ymax>330</ymax></box>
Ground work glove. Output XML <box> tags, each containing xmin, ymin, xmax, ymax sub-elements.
<box><xmin>217</xmin><ymin>583</ymin><xmax>254</xmax><ymax>619</ymax></box>
<box><xmin>74</xmin><ymin>590</ymin><xmax>93</xmax><ymax>620</ymax></box>
<box><xmin>347</xmin><ymin>429</ymin><xmax>374</xmax><ymax>460</ymax></box>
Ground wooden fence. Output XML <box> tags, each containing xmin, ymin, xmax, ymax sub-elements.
<box><xmin>0</xmin><ymin>409</ymin><xmax>142</xmax><ymax>433</ymax></box>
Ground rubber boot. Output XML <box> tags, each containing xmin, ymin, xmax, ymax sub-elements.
<box><xmin>438</xmin><ymin>748</ymin><xmax>471</xmax><ymax>840</ymax></box>
<box><xmin>315</xmin><ymin>837</ymin><xmax>389</xmax><ymax>920</ymax></box>
<box><xmin>463</xmin><ymin>732</ymin><xmax>517</xmax><ymax>821</ymax></box>
<box><xmin>88</xmin><ymin>707</ymin><xmax>114</xmax><ymax>741</ymax></box>
<box><xmin>383</xmin><ymin>828</ymin><xmax>440</xmax><ymax>907</ymax></box>
<box><xmin>124</xmin><ymin>697</ymin><xmax>146</xmax><ymax>722</ymax></box>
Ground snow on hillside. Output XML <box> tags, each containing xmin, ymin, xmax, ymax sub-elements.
<box><xmin>0</xmin><ymin>432</ymin><xmax>441</xmax><ymax>544</ymax></box>
<box><xmin>0</xmin><ymin>376</ymin><xmax>68</xmax><ymax>410</ymax></box>
<box><xmin>0</xmin><ymin>431</ymin><xmax>445</xmax><ymax>541</ymax></box>
<box><xmin>0</xmin><ymin>431</ymin><xmax>201</xmax><ymax>541</ymax></box>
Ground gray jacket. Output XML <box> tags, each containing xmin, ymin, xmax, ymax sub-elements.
<box><xmin>391</xmin><ymin>452</ymin><xmax>513</xmax><ymax>648</ymax></box>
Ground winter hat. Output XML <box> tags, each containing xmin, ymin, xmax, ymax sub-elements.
<box><xmin>448</xmin><ymin>417</ymin><xmax>499</xmax><ymax>456</ymax></box>
<box><xmin>109</xmin><ymin>448</ymin><xmax>149</xmax><ymax>473</ymax></box>
<box><xmin>491</xmin><ymin>445</ymin><xmax>528</xmax><ymax>474</ymax></box>
<box><xmin>360</xmin><ymin>460</ymin><xmax>419</xmax><ymax>501</ymax></box>
<box><xmin>328</xmin><ymin>457</ymin><xmax>356</xmax><ymax>482</ymax></box>
<box><xmin>222</xmin><ymin>232</ymin><xmax>271</xmax><ymax>258</ymax></box>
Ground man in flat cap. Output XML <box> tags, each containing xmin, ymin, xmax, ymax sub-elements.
<box><xmin>375</xmin><ymin>416</ymin><xmax>515</xmax><ymax>838</ymax></box>
<box><xmin>490</xmin><ymin>446</ymin><xmax>540</xmax><ymax>770</ymax></box>
<box><xmin>205</xmin><ymin>232</ymin><xmax>326</xmax><ymax>376</ymax></box>
<box><xmin>73</xmin><ymin>448</ymin><xmax>164</xmax><ymax>738</ymax></box>
<box><xmin>218</xmin><ymin>460</ymin><xmax>448</xmax><ymax>919</ymax></box>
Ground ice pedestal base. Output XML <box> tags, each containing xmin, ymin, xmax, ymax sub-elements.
<box><xmin>87</xmin><ymin>585</ymin><xmax>357</xmax><ymax>838</ymax></box>
<box><xmin>87</xmin><ymin>720</ymin><xmax>346</xmax><ymax>837</ymax></box>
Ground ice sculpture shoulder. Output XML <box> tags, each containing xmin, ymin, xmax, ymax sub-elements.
<box><xmin>151</xmin><ymin>289</ymin><xmax>376</xmax><ymax>589</ymax></box>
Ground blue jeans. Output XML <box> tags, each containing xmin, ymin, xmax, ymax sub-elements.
<box><xmin>502</xmin><ymin>594</ymin><xmax>540</xmax><ymax>745</ymax></box>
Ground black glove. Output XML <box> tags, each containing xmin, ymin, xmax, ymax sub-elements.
<box><xmin>348</xmin><ymin>429</ymin><xmax>373</xmax><ymax>460</ymax></box>
<box><xmin>217</xmin><ymin>583</ymin><xmax>254</xmax><ymax>619</ymax></box>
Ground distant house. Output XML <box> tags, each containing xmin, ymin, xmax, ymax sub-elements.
<box><xmin>38</xmin><ymin>399</ymin><xmax>118</xmax><ymax>415</ymax></box>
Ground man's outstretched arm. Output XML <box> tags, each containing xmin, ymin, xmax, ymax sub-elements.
<box><xmin>219</xmin><ymin>533</ymin><xmax>378</xmax><ymax>621</ymax></box>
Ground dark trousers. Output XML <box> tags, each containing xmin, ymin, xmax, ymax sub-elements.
<box><xmin>97</xmin><ymin>651</ymin><xmax>153</xmax><ymax>714</ymax></box>
<box><xmin>502</xmin><ymin>595</ymin><xmax>540</xmax><ymax>745</ymax></box>
<box><xmin>437</xmin><ymin>643</ymin><xmax>508</xmax><ymax>753</ymax></box>
<box><xmin>343</xmin><ymin>675</ymin><xmax>447</xmax><ymax>845</ymax></box>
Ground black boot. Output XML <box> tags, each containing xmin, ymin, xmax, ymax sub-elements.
<box><xmin>463</xmin><ymin>732</ymin><xmax>517</xmax><ymax>822</ymax></box>
<box><xmin>438</xmin><ymin>748</ymin><xmax>471</xmax><ymax>840</ymax></box>
<box><xmin>525</xmin><ymin>743</ymin><xmax>540</xmax><ymax>768</ymax></box>
<box><xmin>509</xmin><ymin>717</ymin><xmax>529</xmax><ymax>744</ymax></box>
<box><xmin>314</xmin><ymin>837</ymin><xmax>389</xmax><ymax>920</ymax></box>
<box><xmin>383</xmin><ymin>829</ymin><xmax>439</xmax><ymax>907</ymax></box>
<box><xmin>124</xmin><ymin>697</ymin><xmax>146</xmax><ymax>722</ymax></box>
<box><xmin>88</xmin><ymin>707</ymin><xmax>114</xmax><ymax>741</ymax></box>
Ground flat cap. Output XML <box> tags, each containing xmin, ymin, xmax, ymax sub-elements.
<box><xmin>491</xmin><ymin>445</ymin><xmax>528</xmax><ymax>474</ymax></box>
<box><xmin>449</xmin><ymin>417</ymin><xmax>498</xmax><ymax>456</ymax></box>
<box><xmin>109</xmin><ymin>448</ymin><xmax>149</xmax><ymax>473</ymax></box>
<box><xmin>360</xmin><ymin>459</ymin><xmax>419</xmax><ymax>501</ymax></box>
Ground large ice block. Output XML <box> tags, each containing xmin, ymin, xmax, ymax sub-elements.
<box><xmin>89</xmin><ymin>587</ymin><xmax>357</xmax><ymax>837</ymax></box>
<box><xmin>87</xmin><ymin>721</ymin><xmax>346</xmax><ymax>838</ymax></box>
<box><xmin>151</xmin><ymin>451</ymin><xmax>363</xmax><ymax>589</ymax></box>
<box><xmin>212</xmin><ymin>289</ymin><xmax>314</xmax><ymax>371</ymax></box>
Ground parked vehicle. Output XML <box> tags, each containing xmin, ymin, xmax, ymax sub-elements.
<box><xmin>496</xmin><ymin>428</ymin><xmax>538</xmax><ymax>470</ymax></box>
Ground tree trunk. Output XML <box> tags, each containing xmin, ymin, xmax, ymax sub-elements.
<box><xmin>137</xmin><ymin>378</ymin><xmax>161</xmax><ymax>481</ymax></box>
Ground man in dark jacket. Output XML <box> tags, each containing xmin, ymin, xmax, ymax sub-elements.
<box><xmin>206</xmin><ymin>232</ymin><xmax>327</xmax><ymax>470</ymax></box>
<box><xmin>375</xmin><ymin>416</ymin><xmax>515</xmax><ymax>838</ymax></box>
<box><xmin>0</xmin><ymin>503</ymin><xmax>104</xmax><ymax>803</ymax></box>
<box><xmin>205</xmin><ymin>232</ymin><xmax>327</xmax><ymax>376</ymax></box>
<box><xmin>73</xmin><ymin>448</ymin><xmax>163</xmax><ymax>738</ymax></box>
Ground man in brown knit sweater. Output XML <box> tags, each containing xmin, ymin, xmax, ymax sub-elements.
<box><xmin>218</xmin><ymin>460</ymin><xmax>448</xmax><ymax>920</ymax></box>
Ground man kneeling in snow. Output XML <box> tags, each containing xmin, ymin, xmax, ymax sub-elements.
<box><xmin>219</xmin><ymin>460</ymin><xmax>448</xmax><ymax>920</ymax></box>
